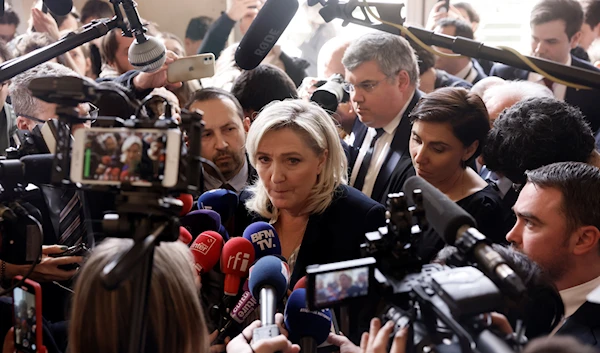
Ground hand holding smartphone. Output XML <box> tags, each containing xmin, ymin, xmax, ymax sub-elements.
<box><xmin>167</xmin><ymin>54</ymin><xmax>215</xmax><ymax>83</ymax></box>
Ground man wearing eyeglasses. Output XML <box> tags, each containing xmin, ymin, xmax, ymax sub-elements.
<box><xmin>342</xmin><ymin>32</ymin><xmax>421</xmax><ymax>205</ymax></box>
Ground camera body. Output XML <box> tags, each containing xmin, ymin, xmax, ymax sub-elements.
<box><xmin>310</xmin><ymin>74</ymin><xmax>350</xmax><ymax>114</ymax></box>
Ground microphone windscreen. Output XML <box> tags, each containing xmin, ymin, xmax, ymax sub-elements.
<box><xmin>180</xmin><ymin>209</ymin><xmax>221</xmax><ymax>238</ymax></box>
<box><xmin>234</xmin><ymin>0</ymin><xmax>299</xmax><ymax>70</ymax></box>
<box><xmin>230</xmin><ymin>290</ymin><xmax>259</xmax><ymax>324</ymax></box>
<box><xmin>177</xmin><ymin>193</ymin><xmax>194</xmax><ymax>216</ymax></box>
<box><xmin>178</xmin><ymin>226</ymin><xmax>192</xmax><ymax>245</ymax></box>
<box><xmin>43</xmin><ymin>0</ymin><xmax>73</xmax><ymax>16</ymax></box>
<box><xmin>242</xmin><ymin>221</ymin><xmax>281</xmax><ymax>258</ymax></box>
<box><xmin>284</xmin><ymin>288</ymin><xmax>332</xmax><ymax>345</ymax></box>
<box><xmin>190</xmin><ymin>231</ymin><xmax>223</xmax><ymax>274</ymax></box>
<box><xmin>248</xmin><ymin>255</ymin><xmax>289</xmax><ymax>301</ymax></box>
<box><xmin>198</xmin><ymin>189</ymin><xmax>239</xmax><ymax>223</ymax></box>
<box><xmin>403</xmin><ymin>176</ymin><xmax>476</xmax><ymax>245</ymax></box>
<box><xmin>129</xmin><ymin>36</ymin><xmax>167</xmax><ymax>73</ymax></box>
<box><xmin>221</xmin><ymin>238</ymin><xmax>255</xmax><ymax>295</ymax></box>
<box><xmin>293</xmin><ymin>276</ymin><xmax>307</xmax><ymax>291</ymax></box>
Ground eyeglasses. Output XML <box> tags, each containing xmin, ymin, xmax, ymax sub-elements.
<box><xmin>17</xmin><ymin>103</ymin><xmax>99</xmax><ymax>125</ymax></box>
<box><xmin>342</xmin><ymin>79</ymin><xmax>387</xmax><ymax>94</ymax></box>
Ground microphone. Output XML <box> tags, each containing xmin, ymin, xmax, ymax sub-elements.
<box><xmin>121</xmin><ymin>0</ymin><xmax>166</xmax><ymax>72</ymax></box>
<box><xmin>180</xmin><ymin>209</ymin><xmax>221</xmax><ymax>239</ymax></box>
<box><xmin>190</xmin><ymin>231</ymin><xmax>224</xmax><ymax>274</ymax></box>
<box><xmin>293</xmin><ymin>276</ymin><xmax>307</xmax><ymax>291</ymax></box>
<box><xmin>198</xmin><ymin>189</ymin><xmax>238</xmax><ymax>223</ymax></box>
<box><xmin>215</xmin><ymin>280</ymin><xmax>259</xmax><ymax>342</ymax></box>
<box><xmin>43</xmin><ymin>0</ymin><xmax>73</xmax><ymax>16</ymax></box>
<box><xmin>221</xmin><ymin>237</ymin><xmax>255</xmax><ymax>296</ymax></box>
<box><xmin>177</xmin><ymin>193</ymin><xmax>194</xmax><ymax>216</ymax></box>
<box><xmin>248</xmin><ymin>255</ymin><xmax>290</xmax><ymax>342</ymax></box>
<box><xmin>403</xmin><ymin>176</ymin><xmax>526</xmax><ymax>297</ymax></box>
<box><xmin>178</xmin><ymin>226</ymin><xmax>192</xmax><ymax>245</ymax></box>
<box><xmin>284</xmin><ymin>288</ymin><xmax>332</xmax><ymax>353</ymax></box>
<box><xmin>234</xmin><ymin>0</ymin><xmax>299</xmax><ymax>70</ymax></box>
<box><xmin>242</xmin><ymin>222</ymin><xmax>281</xmax><ymax>258</ymax></box>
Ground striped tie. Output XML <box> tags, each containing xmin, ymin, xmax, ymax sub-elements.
<box><xmin>59</xmin><ymin>190</ymin><xmax>85</xmax><ymax>246</ymax></box>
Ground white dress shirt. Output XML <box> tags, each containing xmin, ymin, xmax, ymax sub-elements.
<box><xmin>455</xmin><ymin>60</ymin><xmax>478</xmax><ymax>84</ymax></box>
<box><xmin>350</xmin><ymin>91</ymin><xmax>415</xmax><ymax>198</ymax></box>
<box><xmin>560</xmin><ymin>275</ymin><xmax>600</xmax><ymax>318</ymax></box>
<box><xmin>203</xmin><ymin>158</ymin><xmax>249</xmax><ymax>193</ymax></box>
<box><xmin>528</xmin><ymin>55</ymin><xmax>571</xmax><ymax>101</ymax></box>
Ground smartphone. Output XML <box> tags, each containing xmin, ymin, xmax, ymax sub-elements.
<box><xmin>70</xmin><ymin>128</ymin><xmax>182</xmax><ymax>188</ymax></box>
<box><xmin>439</xmin><ymin>0</ymin><xmax>450</xmax><ymax>13</ymax></box>
<box><xmin>306</xmin><ymin>257</ymin><xmax>375</xmax><ymax>310</ymax></box>
<box><xmin>167</xmin><ymin>53</ymin><xmax>215</xmax><ymax>83</ymax></box>
<box><xmin>12</xmin><ymin>277</ymin><xmax>43</xmax><ymax>353</ymax></box>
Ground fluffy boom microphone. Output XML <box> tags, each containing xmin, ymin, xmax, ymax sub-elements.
<box><xmin>285</xmin><ymin>288</ymin><xmax>332</xmax><ymax>353</ymax></box>
<box><xmin>403</xmin><ymin>176</ymin><xmax>526</xmax><ymax>297</ymax></box>
<box><xmin>235</xmin><ymin>0</ymin><xmax>299</xmax><ymax>70</ymax></box>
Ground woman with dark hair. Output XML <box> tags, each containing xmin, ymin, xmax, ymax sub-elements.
<box><xmin>409</xmin><ymin>87</ymin><xmax>506</xmax><ymax>260</ymax></box>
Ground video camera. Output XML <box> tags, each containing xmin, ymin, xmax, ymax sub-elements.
<box><xmin>305</xmin><ymin>177</ymin><xmax>527</xmax><ymax>353</ymax></box>
<box><xmin>310</xmin><ymin>74</ymin><xmax>350</xmax><ymax>114</ymax></box>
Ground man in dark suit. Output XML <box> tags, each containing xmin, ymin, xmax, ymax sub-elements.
<box><xmin>186</xmin><ymin>88</ymin><xmax>257</xmax><ymax>193</ymax></box>
<box><xmin>434</xmin><ymin>18</ymin><xmax>487</xmax><ymax>84</ymax></box>
<box><xmin>342</xmin><ymin>32</ymin><xmax>421</xmax><ymax>205</ymax></box>
<box><xmin>507</xmin><ymin>162</ymin><xmax>600</xmax><ymax>349</ymax></box>
<box><xmin>490</xmin><ymin>0</ymin><xmax>600</xmax><ymax>133</ymax></box>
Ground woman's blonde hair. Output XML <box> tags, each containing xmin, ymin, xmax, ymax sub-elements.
<box><xmin>68</xmin><ymin>238</ymin><xmax>208</xmax><ymax>353</ymax></box>
<box><xmin>245</xmin><ymin>100</ymin><xmax>348</xmax><ymax>220</ymax></box>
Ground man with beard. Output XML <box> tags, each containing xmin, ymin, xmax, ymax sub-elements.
<box><xmin>490</xmin><ymin>0</ymin><xmax>600</xmax><ymax>133</ymax></box>
<box><xmin>507</xmin><ymin>162</ymin><xmax>600</xmax><ymax>348</ymax></box>
<box><xmin>186</xmin><ymin>87</ymin><xmax>255</xmax><ymax>193</ymax></box>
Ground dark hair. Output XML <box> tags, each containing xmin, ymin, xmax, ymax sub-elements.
<box><xmin>80</xmin><ymin>0</ymin><xmax>114</xmax><ymax>24</ymax></box>
<box><xmin>409</xmin><ymin>87</ymin><xmax>490</xmax><ymax>166</ymax></box>
<box><xmin>0</xmin><ymin>41</ymin><xmax>13</xmax><ymax>62</ymax></box>
<box><xmin>101</xmin><ymin>28</ymin><xmax>123</xmax><ymax>65</ymax></box>
<box><xmin>530</xmin><ymin>0</ymin><xmax>584</xmax><ymax>40</ymax></box>
<box><xmin>526</xmin><ymin>162</ymin><xmax>600</xmax><ymax>234</ymax></box>
<box><xmin>185</xmin><ymin>16</ymin><xmax>213</xmax><ymax>41</ymax></box>
<box><xmin>231</xmin><ymin>64</ymin><xmax>298</xmax><ymax>118</ymax></box>
<box><xmin>453</xmin><ymin>2</ymin><xmax>481</xmax><ymax>24</ymax></box>
<box><xmin>408</xmin><ymin>39</ymin><xmax>435</xmax><ymax>74</ymax></box>
<box><xmin>583</xmin><ymin>0</ymin><xmax>600</xmax><ymax>29</ymax></box>
<box><xmin>0</xmin><ymin>6</ymin><xmax>19</xmax><ymax>26</ymax></box>
<box><xmin>482</xmin><ymin>98</ymin><xmax>595</xmax><ymax>184</ymax></box>
<box><xmin>186</xmin><ymin>87</ymin><xmax>244</xmax><ymax>121</ymax></box>
<box><xmin>436</xmin><ymin>18</ymin><xmax>474</xmax><ymax>40</ymax></box>
<box><xmin>523</xmin><ymin>336</ymin><xmax>600</xmax><ymax>353</ymax></box>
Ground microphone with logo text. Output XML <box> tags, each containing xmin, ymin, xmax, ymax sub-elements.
<box><xmin>234</xmin><ymin>0</ymin><xmax>299</xmax><ymax>70</ymax></box>
<box><xmin>243</xmin><ymin>221</ymin><xmax>281</xmax><ymax>258</ymax></box>
<box><xmin>198</xmin><ymin>188</ymin><xmax>238</xmax><ymax>235</ymax></box>
<box><xmin>190</xmin><ymin>231</ymin><xmax>224</xmax><ymax>274</ymax></box>
<box><xmin>285</xmin><ymin>288</ymin><xmax>332</xmax><ymax>353</ymax></box>
<box><xmin>403</xmin><ymin>176</ymin><xmax>526</xmax><ymax>297</ymax></box>
<box><xmin>214</xmin><ymin>279</ymin><xmax>258</xmax><ymax>343</ymax></box>
<box><xmin>221</xmin><ymin>237</ymin><xmax>255</xmax><ymax>296</ymax></box>
<box><xmin>248</xmin><ymin>255</ymin><xmax>290</xmax><ymax>342</ymax></box>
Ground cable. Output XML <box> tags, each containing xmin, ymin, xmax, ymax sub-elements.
<box><xmin>359</xmin><ymin>0</ymin><xmax>590</xmax><ymax>90</ymax></box>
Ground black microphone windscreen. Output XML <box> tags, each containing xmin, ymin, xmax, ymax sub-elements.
<box><xmin>43</xmin><ymin>0</ymin><xmax>73</xmax><ymax>16</ymax></box>
<box><xmin>234</xmin><ymin>0</ymin><xmax>299</xmax><ymax>70</ymax></box>
<box><xmin>403</xmin><ymin>176</ymin><xmax>476</xmax><ymax>245</ymax></box>
<box><xmin>21</xmin><ymin>154</ymin><xmax>54</xmax><ymax>185</ymax></box>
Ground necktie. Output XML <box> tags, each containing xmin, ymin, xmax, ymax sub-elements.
<box><xmin>353</xmin><ymin>128</ymin><xmax>385</xmax><ymax>191</ymax></box>
<box><xmin>220</xmin><ymin>183</ymin><xmax>237</xmax><ymax>192</ymax></box>
<box><xmin>59</xmin><ymin>190</ymin><xmax>85</xmax><ymax>246</ymax></box>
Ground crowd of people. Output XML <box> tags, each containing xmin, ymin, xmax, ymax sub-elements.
<box><xmin>0</xmin><ymin>0</ymin><xmax>599</xmax><ymax>352</ymax></box>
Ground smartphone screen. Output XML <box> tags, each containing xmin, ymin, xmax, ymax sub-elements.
<box><xmin>13</xmin><ymin>286</ymin><xmax>38</xmax><ymax>353</ymax></box>
<box><xmin>71</xmin><ymin>128</ymin><xmax>181</xmax><ymax>187</ymax></box>
<box><xmin>313</xmin><ymin>266</ymin><xmax>370</xmax><ymax>308</ymax></box>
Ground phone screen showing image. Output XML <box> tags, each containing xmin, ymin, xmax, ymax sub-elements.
<box><xmin>13</xmin><ymin>287</ymin><xmax>37</xmax><ymax>353</ymax></box>
<box><xmin>80</xmin><ymin>130</ymin><xmax>175</xmax><ymax>186</ymax></box>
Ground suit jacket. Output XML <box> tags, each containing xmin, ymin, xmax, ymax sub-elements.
<box><xmin>490</xmin><ymin>55</ymin><xmax>600</xmax><ymax>133</ymax></box>
<box><xmin>557</xmin><ymin>301</ymin><xmax>600</xmax><ymax>348</ymax></box>
<box><xmin>346</xmin><ymin>90</ymin><xmax>422</xmax><ymax>204</ymax></box>
<box><xmin>470</xmin><ymin>59</ymin><xmax>488</xmax><ymax>84</ymax></box>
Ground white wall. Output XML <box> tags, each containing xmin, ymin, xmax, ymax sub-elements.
<box><xmin>12</xmin><ymin>0</ymin><xmax>227</xmax><ymax>42</ymax></box>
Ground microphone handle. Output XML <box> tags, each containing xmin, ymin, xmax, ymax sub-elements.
<box><xmin>259</xmin><ymin>286</ymin><xmax>277</xmax><ymax>325</ymax></box>
<box><xmin>299</xmin><ymin>337</ymin><xmax>317</xmax><ymax>353</ymax></box>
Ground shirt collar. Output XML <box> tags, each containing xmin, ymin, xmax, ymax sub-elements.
<box><xmin>530</xmin><ymin>55</ymin><xmax>572</xmax><ymax>81</ymax></box>
<box><xmin>203</xmin><ymin>157</ymin><xmax>249</xmax><ymax>193</ymax></box>
<box><xmin>560</xmin><ymin>275</ymin><xmax>600</xmax><ymax>317</ymax></box>
<box><xmin>455</xmin><ymin>60</ymin><xmax>474</xmax><ymax>81</ymax></box>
